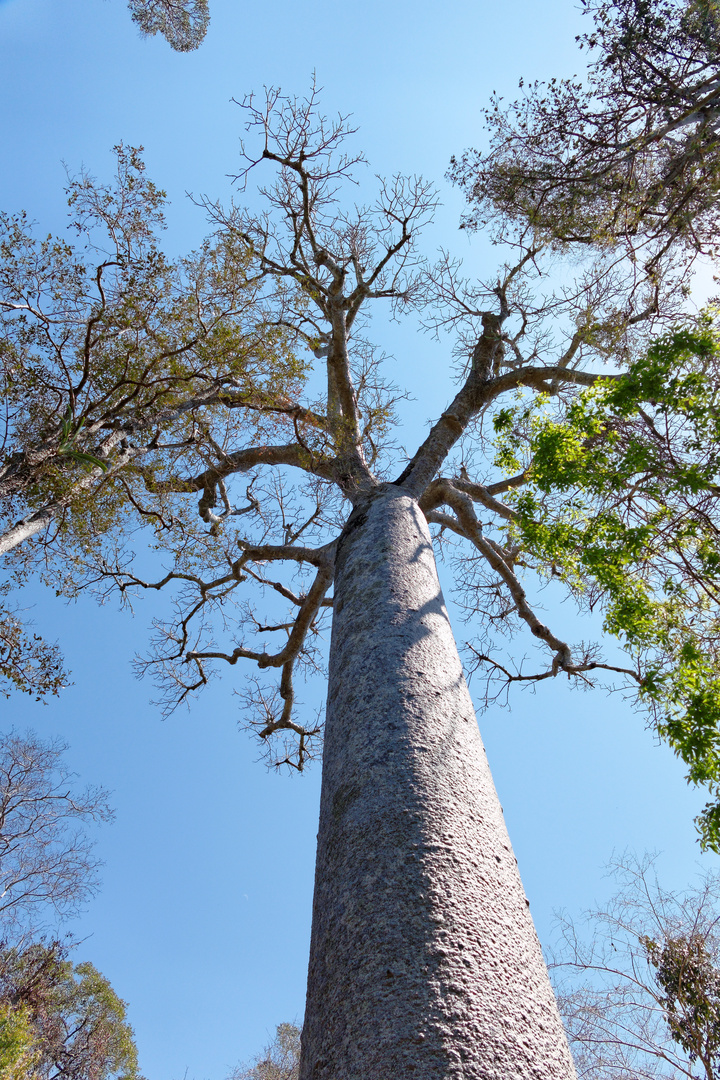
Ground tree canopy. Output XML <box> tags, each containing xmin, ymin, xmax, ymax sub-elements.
<box><xmin>0</xmin><ymin>941</ymin><xmax>143</xmax><ymax>1080</ymax></box>
<box><xmin>126</xmin><ymin>0</ymin><xmax>209</xmax><ymax>51</ymax></box>
<box><xmin>447</xmin><ymin>0</ymin><xmax>720</xmax><ymax>846</ymax></box>
<box><xmin>0</xmin><ymin>144</ymin><xmax>306</xmax><ymax>699</ymax></box>
<box><xmin>487</xmin><ymin>317</ymin><xmax>720</xmax><ymax>844</ymax></box>
<box><xmin>7</xmin><ymin>2</ymin><xmax>720</xmax><ymax>851</ymax></box>
<box><xmin>451</xmin><ymin>0</ymin><xmax>720</xmax><ymax>267</ymax></box>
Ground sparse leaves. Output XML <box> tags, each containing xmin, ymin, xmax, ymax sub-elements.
<box><xmin>229</xmin><ymin>1023</ymin><xmax>300</xmax><ymax>1080</ymax></box>
<box><xmin>552</xmin><ymin>853</ymin><xmax>720</xmax><ymax>1080</ymax></box>
<box><xmin>0</xmin><ymin>144</ymin><xmax>310</xmax><ymax>710</ymax></box>
<box><xmin>127</xmin><ymin>0</ymin><xmax>209</xmax><ymax>51</ymax></box>
<box><xmin>0</xmin><ymin>732</ymin><xmax>113</xmax><ymax>933</ymax></box>
<box><xmin>6</xmin><ymin>61</ymin><xmax>720</xmax><ymax>832</ymax></box>
<box><xmin>451</xmin><ymin>0</ymin><xmax>720</xmax><ymax>309</ymax></box>
<box><xmin>0</xmin><ymin>604</ymin><xmax>67</xmax><ymax>700</ymax></box>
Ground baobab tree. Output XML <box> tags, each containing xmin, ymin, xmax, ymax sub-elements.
<box><xmin>6</xmin><ymin>1</ymin><xmax>720</xmax><ymax>1073</ymax></box>
<box><xmin>15</xmin><ymin>90</ymin><xmax>708</xmax><ymax>1078</ymax></box>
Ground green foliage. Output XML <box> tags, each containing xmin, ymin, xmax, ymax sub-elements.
<box><xmin>0</xmin><ymin>1000</ymin><xmax>38</xmax><ymax>1080</ymax></box>
<box><xmin>0</xmin><ymin>144</ymin><xmax>309</xmax><ymax>699</ymax></box>
<box><xmin>1</xmin><ymin>144</ymin><xmax>306</xmax><ymax>533</ymax></box>
<box><xmin>493</xmin><ymin>314</ymin><xmax>720</xmax><ymax>848</ymax></box>
<box><xmin>0</xmin><ymin>941</ymin><xmax>143</xmax><ymax>1080</ymax></box>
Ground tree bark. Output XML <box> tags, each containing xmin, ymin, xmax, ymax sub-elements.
<box><xmin>300</xmin><ymin>486</ymin><xmax>575</xmax><ymax>1080</ymax></box>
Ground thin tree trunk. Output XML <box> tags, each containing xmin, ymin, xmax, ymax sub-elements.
<box><xmin>300</xmin><ymin>487</ymin><xmax>575</xmax><ymax>1080</ymax></box>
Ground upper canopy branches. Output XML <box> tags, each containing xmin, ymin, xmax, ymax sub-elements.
<box><xmin>451</xmin><ymin>0</ymin><xmax>720</xmax><ymax>270</ymax></box>
<box><xmin>79</xmin><ymin>91</ymin><xmax>681</xmax><ymax>767</ymax></box>
<box><xmin>0</xmin><ymin>145</ymin><xmax>311</xmax><ymax>552</ymax></box>
<box><xmin>127</xmin><ymin>0</ymin><xmax>210</xmax><ymax>51</ymax></box>
<box><xmin>8</xmin><ymin>76</ymin><xmax>720</xmax><ymax>843</ymax></box>
<box><xmin>198</xmin><ymin>83</ymin><xmax>439</xmax><ymax>492</ymax></box>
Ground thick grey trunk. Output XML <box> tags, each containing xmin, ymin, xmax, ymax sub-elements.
<box><xmin>300</xmin><ymin>487</ymin><xmax>575</xmax><ymax>1080</ymax></box>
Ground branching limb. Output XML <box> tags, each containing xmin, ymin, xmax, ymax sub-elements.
<box><xmin>421</xmin><ymin>475</ymin><xmax>520</xmax><ymax>523</ymax></box>
<box><xmin>185</xmin><ymin>556</ymin><xmax>333</xmax><ymax>669</ymax></box>
<box><xmin>396</xmin><ymin>288</ymin><xmax>611</xmax><ymax>499</ymax></box>
<box><xmin>469</xmin><ymin>646</ymin><xmax>642</xmax><ymax>690</ymax></box>
<box><xmin>425</xmin><ymin>477</ymin><xmax>646</xmax><ymax>694</ymax></box>
<box><xmin>0</xmin><ymin>440</ymin><xmax>145</xmax><ymax>556</ymax></box>
<box><xmin>433</xmin><ymin>479</ymin><xmax>574</xmax><ymax>670</ymax></box>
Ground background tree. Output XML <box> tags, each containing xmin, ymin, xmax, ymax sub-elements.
<box><xmin>0</xmin><ymin>731</ymin><xmax>112</xmax><ymax>934</ymax></box>
<box><xmin>0</xmin><ymin>994</ymin><xmax>38</xmax><ymax>1080</ymax></box>
<box><xmin>450</xmin><ymin>0</ymin><xmax>720</xmax><ymax>269</ymax></box>
<box><xmin>0</xmin><ymin>940</ymin><xmax>143</xmax><ymax>1080</ymax></box>
<box><xmin>0</xmin><ymin>143</ymin><xmax>305</xmax><ymax>697</ymax></box>
<box><xmin>551</xmin><ymin>855</ymin><xmax>720</xmax><ymax>1080</ymax></box>
<box><xmin>447</xmin><ymin>0</ymin><xmax>720</xmax><ymax>848</ymax></box>
<box><xmin>475</xmin><ymin>315</ymin><xmax>720</xmax><ymax>847</ymax></box>
<box><xmin>229</xmin><ymin>1023</ymin><xmax>300</xmax><ymax>1080</ymax></box>
<box><xmin>0</xmin><ymin>734</ymin><xmax>138</xmax><ymax>1079</ymax></box>
<box><xmin>126</xmin><ymin>0</ymin><xmax>209</xmax><ymax>51</ymax></box>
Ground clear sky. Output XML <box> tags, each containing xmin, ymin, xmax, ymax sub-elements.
<box><xmin>1</xmin><ymin>1</ymin><xmax>716</xmax><ymax>1078</ymax></box>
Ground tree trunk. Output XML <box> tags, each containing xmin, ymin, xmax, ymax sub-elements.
<box><xmin>300</xmin><ymin>487</ymin><xmax>575</xmax><ymax>1080</ymax></box>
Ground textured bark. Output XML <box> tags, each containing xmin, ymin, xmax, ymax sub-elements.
<box><xmin>300</xmin><ymin>487</ymin><xmax>575</xmax><ymax>1080</ymax></box>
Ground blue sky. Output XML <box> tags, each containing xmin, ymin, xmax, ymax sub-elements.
<box><xmin>1</xmin><ymin>0</ymin><xmax>716</xmax><ymax>1077</ymax></box>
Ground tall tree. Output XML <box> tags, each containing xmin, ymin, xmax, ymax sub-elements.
<box><xmin>37</xmin><ymin>78</ymin><xmax>705</xmax><ymax>1075</ymax></box>
<box><xmin>7</xmin><ymin>3</ymin><xmax>720</xmax><ymax>1069</ymax></box>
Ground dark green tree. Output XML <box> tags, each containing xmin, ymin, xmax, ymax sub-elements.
<box><xmin>0</xmin><ymin>941</ymin><xmax>143</xmax><ymax>1080</ymax></box>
